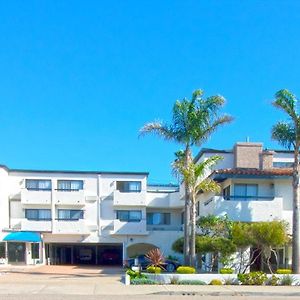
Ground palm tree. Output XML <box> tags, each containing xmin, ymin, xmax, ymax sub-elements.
<box><xmin>173</xmin><ymin>152</ymin><xmax>222</xmax><ymax>266</ymax></box>
<box><xmin>272</xmin><ymin>89</ymin><xmax>300</xmax><ymax>273</ymax></box>
<box><xmin>140</xmin><ymin>89</ymin><xmax>233</xmax><ymax>265</ymax></box>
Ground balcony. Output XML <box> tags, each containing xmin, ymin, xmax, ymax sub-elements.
<box><xmin>146</xmin><ymin>192</ymin><xmax>183</xmax><ymax>208</ymax></box>
<box><xmin>110</xmin><ymin>219</ymin><xmax>148</xmax><ymax>235</ymax></box>
<box><xmin>21</xmin><ymin>219</ymin><xmax>52</xmax><ymax>232</ymax></box>
<box><xmin>21</xmin><ymin>189</ymin><xmax>51</xmax><ymax>205</ymax></box>
<box><xmin>147</xmin><ymin>225</ymin><xmax>183</xmax><ymax>231</ymax></box>
<box><xmin>53</xmin><ymin>219</ymin><xmax>89</xmax><ymax>234</ymax></box>
<box><xmin>202</xmin><ymin>195</ymin><xmax>283</xmax><ymax>222</ymax></box>
<box><xmin>54</xmin><ymin>190</ymin><xmax>85</xmax><ymax>205</ymax></box>
<box><xmin>113</xmin><ymin>190</ymin><xmax>146</xmax><ymax>206</ymax></box>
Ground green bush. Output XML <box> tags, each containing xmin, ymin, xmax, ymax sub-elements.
<box><xmin>238</xmin><ymin>271</ymin><xmax>267</xmax><ymax>285</ymax></box>
<box><xmin>280</xmin><ymin>275</ymin><xmax>296</xmax><ymax>286</ymax></box>
<box><xmin>276</xmin><ymin>269</ymin><xmax>292</xmax><ymax>274</ymax></box>
<box><xmin>131</xmin><ymin>278</ymin><xmax>158</xmax><ymax>285</ymax></box>
<box><xmin>209</xmin><ymin>279</ymin><xmax>223</xmax><ymax>285</ymax></box>
<box><xmin>146</xmin><ymin>266</ymin><xmax>162</xmax><ymax>274</ymax></box>
<box><xmin>220</xmin><ymin>268</ymin><xmax>233</xmax><ymax>274</ymax></box>
<box><xmin>265</xmin><ymin>275</ymin><xmax>280</xmax><ymax>286</ymax></box>
<box><xmin>176</xmin><ymin>266</ymin><xmax>196</xmax><ymax>274</ymax></box>
<box><xmin>126</xmin><ymin>269</ymin><xmax>147</xmax><ymax>280</ymax></box>
<box><xmin>177</xmin><ymin>280</ymin><xmax>206</xmax><ymax>285</ymax></box>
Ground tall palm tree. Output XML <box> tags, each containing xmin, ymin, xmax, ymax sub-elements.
<box><xmin>272</xmin><ymin>89</ymin><xmax>300</xmax><ymax>273</ymax></box>
<box><xmin>173</xmin><ymin>152</ymin><xmax>221</xmax><ymax>266</ymax></box>
<box><xmin>140</xmin><ymin>89</ymin><xmax>233</xmax><ymax>265</ymax></box>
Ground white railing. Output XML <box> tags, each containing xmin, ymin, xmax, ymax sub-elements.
<box><xmin>21</xmin><ymin>189</ymin><xmax>52</xmax><ymax>205</ymax></box>
<box><xmin>54</xmin><ymin>190</ymin><xmax>85</xmax><ymax>205</ymax></box>
<box><xmin>202</xmin><ymin>196</ymin><xmax>283</xmax><ymax>222</ymax></box>
<box><xmin>110</xmin><ymin>219</ymin><xmax>148</xmax><ymax>235</ymax></box>
<box><xmin>113</xmin><ymin>190</ymin><xmax>146</xmax><ymax>206</ymax></box>
<box><xmin>146</xmin><ymin>192</ymin><xmax>183</xmax><ymax>208</ymax></box>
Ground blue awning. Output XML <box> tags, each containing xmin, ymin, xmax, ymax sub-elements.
<box><xmin>3</xmin><ymin>232</ymin><xmax>41</xmax><ymax>243</ymax></box>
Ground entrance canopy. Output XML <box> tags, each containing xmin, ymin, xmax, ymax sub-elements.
<box><xmin>3</xmin><ymin>232</ymin><xmax>41</xmax><ymax>243</ymax></box>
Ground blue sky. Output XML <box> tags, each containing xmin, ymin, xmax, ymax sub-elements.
<box><xmin>0</xmin><ymin>1</ymin><xmax>299</xmax><ymax>183</ymax></box>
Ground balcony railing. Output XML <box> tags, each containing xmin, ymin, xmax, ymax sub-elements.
<box><xmin>53</xmin><ymin>219</ymin><xmax>89</xmax><ymax>234</ymax></box>
<box><xmin>110</xmin><ymin>219</ymin><xmax>148</xmax><ymax>235</ymax></box>
<box><xmin>21</xmin><ymin>219</ymin><xmax>52</xmax><ymax>232</ymax></box>
<box><xmin>21</xmin><ymin>189</ymin><xmax>51</xmax><ymax>205</ymax></box>
<box><xmin>54</xmin><ymin>189</ymin><xmax>85</xmax><ymax>205</ymax></box>
<box><xmin>113</xmin><ymin>190</ymin><xmax>146</xmax><ymax>206</ymax></box>
<box><xmin>146</xmin><ymin>225</ymin><xmax>183</xmax><ymax>231</ymax></box>
<box><xmin>202</xmin><ymin>195</ymin><xmax>283</xmax><ymax>222</ymax></box>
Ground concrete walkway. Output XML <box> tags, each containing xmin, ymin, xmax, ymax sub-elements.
<box><xmin>0</xmin><ymin>266</ymin><xmax>299</xmax><ymax>298</ymax></box>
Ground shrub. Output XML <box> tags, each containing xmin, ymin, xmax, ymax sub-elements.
<box><xmin>276</xmin><ymin>269</ymin><xmax>292</xmax><ymax>274</ymax></box>
<box><xmin>176</xmin><ymin>266</ymin><xmax>196</xmax><ymax>274</ymax></box>
<box><xmin>178</xmin><ymin>280</ymin><xmax>206</xmax><ymax>285</ymax></box>
<box><xmin>126</xmin><ymin>269</ymin><xmax>147</xmax><ymax>280</ymax></box>
<box><xmin>238</xmin><ymin>271</ymin><xmax>267</xmax><ymax>285</ymax></box>
<box><xmin>170</xmin><ymin>276</ymin><xmax>180</xmax><ymax>284</ymax></box>
<box><xmin>131</xmin><ymin>278</ymin><xmax>158</xmax><ymax>285</ymax></box>
<box><xmin>220</xmin><ymin>268</ymin><xmax>233</xmax><ymax>274</ymax></box>
<box><xmin>265</xmin><ymin>275</ymin><xmax>280</xmax><ymax>286</ymax></box>
<box><xmin>223</xmin><ymin>277</ymin><xmax>238</xmax><ymax>285</ymax></box>
<box><xmin>280</xmin><ymin>275</ymin><xmax>296</xmax><ymax>286</ymax></box>
<box><xmin>209</xmin><ymin>279</ymin><xmax>223</xmax><ymax>285</ymax></box>
<box><xmin>146</xmin><ymin>266</ymin><xmax>162</xmax><ymax>274</ymax></box>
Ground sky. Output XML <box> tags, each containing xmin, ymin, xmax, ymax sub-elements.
<box><xmin>0</xmin><ymin>0</ymin><xmax>300</xmax><ymax>184</ymax></box>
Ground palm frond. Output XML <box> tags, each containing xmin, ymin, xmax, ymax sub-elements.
<box><xmin>271</xmin><ymin>122</ymin><xmax>296</xmax><ymax>150</ymax></box>
<box><xmin>139</xmin><ymin>121</ymin><xmax>175</xmax><ymax>140</ymax></box>
<box><xmin>196</xmin><ymin>178</ymin><xmax>221</xmax><ymax>194</ymax></box>
<box><xmin>273</xmin><ymin>89</ymin><xmax>298</xmax><ymax>121</ymax></box>
<box><xmin>194</xmin><ymin>155</ymin><xmax>223</xmax><ymax>178</ymax></box>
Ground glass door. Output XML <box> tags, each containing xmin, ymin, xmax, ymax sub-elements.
<box><xmin>8</xmin><ymin>242</ymin><xmax>26</xmax><ymax>264</ymax></box>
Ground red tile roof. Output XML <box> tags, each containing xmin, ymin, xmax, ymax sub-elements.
<box><xmin>213</xmin><ymin>168</ymin><xmax>293</xmax><ymax>176</ymax></box>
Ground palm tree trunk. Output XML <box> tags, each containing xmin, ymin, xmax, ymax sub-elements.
<box><xmin>183</xmin><ymin>146</ymin><xmax>192</xmax><ymax>265</ymax></box>
<box><xmin>190</xmin><ymin>192</ymin><xmax>196</xmax><ymax>267</ymax></box>
<box><xmin>292</xmin><ymin>145</ymin><xmax>300</xmax><ymax>273</ymax></box>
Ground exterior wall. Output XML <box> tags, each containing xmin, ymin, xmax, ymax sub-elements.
<box><xmin>234</xmin><ymin>142</ymin><xmax>262</xmax><ymax>168</ymax></box>
<box><xmin>0</xmin><ymin>167</ymin><xmax>183</xmax><ymax>265</ymax></box>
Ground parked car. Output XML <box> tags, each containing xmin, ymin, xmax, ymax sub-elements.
<box><xmin>124</xmin><ymin>255</ymin><xmax>181</xmax><ymax>272</ymax></box>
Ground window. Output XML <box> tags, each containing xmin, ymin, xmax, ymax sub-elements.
<box><xmin>0</xmin><ymin>242</ymin><xmax>5</xmax><ymax>258</ymax></box>
<box><xmin>273</xmin><ymin>162</ymin><xmax>294</xmax><ymax>168</ymax></box>
<box><xmin>234</xmin><ymin>184</ymin><xmax>258</xmax><ymax>201</ymax></box>
<box><xmin>57</xmin><ymin>209</ymin><xmax>84</xmax><ymax>220</ymax></box>
<box><xmin>147</xmin><ymin>212</ymin><xmax>171</xmax><ymax>225</ymax></box>
<box><xmin>31</xmin><ymin>243</ymin><xmax>39</xmax><ymax>259</ymax></box>
<box><xmin>57</xmin><ymin>180</ymin><xmax>83</xmax><ymax>191</ymax></box>
<box><xmin>26</xmin><ymin>179</ymin><xmax>51</xmax><ymax>191</ymax></box>
<box><xmin>116</xmin><ymin>210</ymin><xmax>142</xmax><ymax>222</ymax></box>
<box><xmin>25</xmin><ymin>209</ymin><xmax>51</xmax><ymax>221</ymax></box>
<box><xmin>223</xmin><ymin>185</ymin><xmax>231</xmax><ymax>200</ymax></box>
<box><xmin>116</xmin><ymin>181</ymin><xmax>141</xmax><ymax>193</ymax></box>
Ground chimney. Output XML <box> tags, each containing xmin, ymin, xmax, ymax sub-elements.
<box><xmin>260</xmin><ymin>150</ymin><xmax>274</xmax><ymax>169</ymax></box>
<box><xmin>234</xmin><ymin>142</ymin><xmax>263</xmax><ymax>169</ymax></box>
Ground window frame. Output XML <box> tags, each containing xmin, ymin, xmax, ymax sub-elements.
<box><xmin>25</xmin><ymin>179</ymin><xmax>52</xmax><ymax>191</ymax></box>
<box><xmin>31</xmin><ymin>243</ymin><xmax>39</xmax><ymax>259</ymax></box>
<box><xmin>57</xmin><ymin>180</ymin><xmax>84</xmax><ymax>191</ymax></box>
<box><xmin>146</xmin><ymin>212</ymin><xmax>171</xmax><ymax>225</ymax></box>
<box><xmin>116</xmin><ymin>210</ymin><xmax>142</xmax><ymax>222</ymax></box>
<box><xmin>233</xmin><ymin>183</ymin><xmax>258</xmax><ymax>201</ymax></box>
<box><xmin>57</xmin><ymin>209</ymin><xmax>84</xmax><ymax>221</ymax></box>
<box><xmin>116</xmin><ymin>181</ymin><xmax>142</xmax><ymax>193</ymax></box>
<box><xmin>25</xmin><ymin>209</ymin><xmax>52</xmax><ymax>221</ymax></box>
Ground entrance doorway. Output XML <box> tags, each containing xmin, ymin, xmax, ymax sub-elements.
<box><xmin>8</xmin><ymin>242</ymin><xmax>26</xmax><ymax>264</ymax></box>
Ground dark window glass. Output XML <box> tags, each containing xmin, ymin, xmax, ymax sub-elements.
<box><xmin>234</xmin><ymin>184</ymin><xmax>258</xmax><ymax>201</ymax></box>
<box><xmin>116</xmin><ymin>181</ymin><xmax>141</xmax><ymax>193</ymax></box>
<box><xmin>116</xmin><ymin>210</ymin><xmax>142</xmax><ymax>222</ymax></box>
<box><xmin>146</xmin><ymin>212</ymin><xmax>171</xmax><ymax>225</ymax></box>
<box><xmin>57</xmin><ymin>180</ymin><xmax>83</xmax><ymax>191</ymax></box>
<box><xmin>0</xmin><ymin>242</ymin><xmax>5</xmax><ymax>258</ymax></box>
<box><xmin>57</xmin><ymin>209</ymin><xmax>84</xmax><ymax>220</ymax></box>
<box><xmin>25</xmin><ymin>209</ymin><xmax>51</xmax><ymax>220</ymax></box>
<box><xmin>223</xmin><ymin>185</ymin><xmax>231</xmax><ymax>200</ymax></box>
<box><xmin>26</xmin><ymin>179</ymin><xmax>51</xmax><ymax>191</ymax></box>
<box><xmin>273</xmin><ymin>162</ymin><xmax>294</xmax><ymax>168</ymax></box>
<box><xmin>31</xmin><ymin>243</ymin><xmax>39</xmax><ymax>259</ymax></box>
